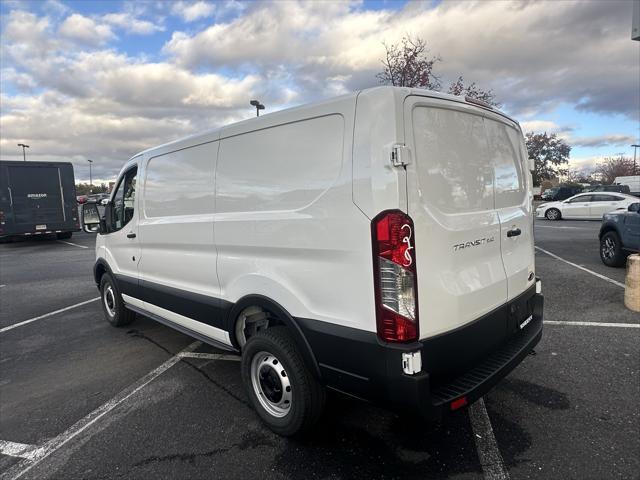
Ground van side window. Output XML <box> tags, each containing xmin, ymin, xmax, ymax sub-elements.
<box><xmin>110</xmin><ymin>167</ymin><xmax>137</xmax><ymax>232</ymax></box>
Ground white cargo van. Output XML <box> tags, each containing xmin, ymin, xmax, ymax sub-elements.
<box><xmin>83</xmin><ymin>86</ymin><xmax>543</xmax><ymax>436</ymax></box>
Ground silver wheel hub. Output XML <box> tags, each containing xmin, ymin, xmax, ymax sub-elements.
<box><xmin>250</xmin><ymin>352</ymin><xmax>292</xmax><ymax>418</ymax></box>
<box><xmin>602</xmin><ymin>237</ymin><xmax>615</xmax><ymax>259</ymax></box>
<box><xmin>103</xmin><ymin>285</ymin><xmax>116</xmax><ymax>317</ymax></box>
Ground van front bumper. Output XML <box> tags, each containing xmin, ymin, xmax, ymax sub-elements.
<box><xmin>298</xmin><ymin>285</ymin><xmax>543</xmax><ymax>419</ymax></box>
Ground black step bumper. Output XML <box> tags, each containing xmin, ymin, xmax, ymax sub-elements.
<box><xmin>298</xmin><ymin>285</ymin><xmax>543</xmax><ymax>419</ymax></box>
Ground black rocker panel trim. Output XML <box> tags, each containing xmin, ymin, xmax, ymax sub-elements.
<box><xmin>125</xmin><ymin>304</ymin><xmax>237</xmax><ymax>353</ymax></box>
<box><xmin>113</xmin><ymin>274</ymin><xmax>233</xmax><ymax>331</ymax></box>
<box><xmin>108</xmin><ymin>271</ymin><xmax>321</xmax><ymax>378</ymax></box>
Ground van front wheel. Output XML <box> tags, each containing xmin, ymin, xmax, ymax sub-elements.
<box><xmin>99</xmin><ymin>273</ymin><xmax>136</xmax><ymax>327</ymax></box>
<box><xmin>241</xmin><ymin>326</ymin><xmax>325</xmax><ymax>436</ymax></box>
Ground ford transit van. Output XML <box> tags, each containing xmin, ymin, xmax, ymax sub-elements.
<box><xmin>83</xmin><ymin>87</ymin><xmax>543</xmax><ymax>436</ymax></box>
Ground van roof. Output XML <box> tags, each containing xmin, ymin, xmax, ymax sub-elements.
<box><xmin>132</xmin><ymin>86</ymin><xmax>519</xmax><ymax>160</ymax></box>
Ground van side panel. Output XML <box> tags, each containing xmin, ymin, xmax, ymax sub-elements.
<box><xmin>137</xmin><ymin>141</ymin><xmax>221</xmax><ymax>312</ymax></box>
<box><xmin>215</xmin><ymin>99</ymin><xmax>375</xmax><ymax>333</ymax></box>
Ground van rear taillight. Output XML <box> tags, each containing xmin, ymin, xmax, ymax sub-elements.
<box><xmin>372</xmin><ymin>210</ymin><xmax>418</xmax><ymax>342</ymax></box>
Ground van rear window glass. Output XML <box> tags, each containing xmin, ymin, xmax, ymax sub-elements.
<box><xmin>484</xmin><ymin>118</ymin><xmax>526</xmax><ymax>208</ymax></box>
<box><xmin>412</xmin><ymin>107</ymin><xmax>494</xmax><ymax>214</ymax></box>
<box><xmin>144</xmin><ymin>142</ymin><xmax>215</xmax><ymax>218</ymax></box>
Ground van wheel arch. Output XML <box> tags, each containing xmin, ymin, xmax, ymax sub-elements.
<box><xmin>93</xmin><ymin>259</ymin><xmax>112</xmax><ymax>286</ymax></box>
<box><xmin>228</xmin><ymin>295</ymin><xmax>321</xmax><ymax>380</ymax></box>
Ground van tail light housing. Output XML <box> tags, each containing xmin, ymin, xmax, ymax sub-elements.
<box><xmin>372</xmin><ymin>210</ymin><xmax>419</xmax><ymax>342</ymax></box>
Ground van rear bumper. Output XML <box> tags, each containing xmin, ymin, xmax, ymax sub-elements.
<box><xmin>298</xmin><ymin>286</ymin><xmax>543</xmax><ymax>419</ymax></box>
<box><xmin>387</xmin><ymin>295</ymin><xmax>543</xmax><ymax>420</ymax></box>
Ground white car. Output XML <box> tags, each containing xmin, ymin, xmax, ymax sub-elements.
<box><xmin>536</xmin><ymin>192</ymin><xmax>639</xmax><ymax>220</ymax></box>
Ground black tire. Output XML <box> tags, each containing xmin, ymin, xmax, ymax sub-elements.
<box><xmin>56</xmin><ymin>231</ymin><xmax>73</xmax><ymax>240</ymax></box>
<box><xmin>600</xmin><ymin>231</ymin><xmax>626</xmax><ymax>267</ymax></box>
<box><xmin>241</xmin><ymin>326</ymin><xmax>325</xmax><ymax>436</ymax></box>
<box><xmin>545</xmin><ymin>208</ymin><xmax>561</xmax><ymax>221</ymax></box>
<box><xmin>99</xmin><ymin>273</ymin><xmax>136</xmax><ymax>327</ymax></box>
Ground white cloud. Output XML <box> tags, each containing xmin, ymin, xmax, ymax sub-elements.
<box><xmin>1</xmin><ymin>1</ymin><xmax>638</xmax><ymax>182</ymax></box>
<box><xmin>102</xmin><ymin>13</ymin><xmax>164</xmax><ymax>35</ymax></box>
<box><xmin>171</xmin><ymin>1</ymin><xmax>216</xmax><ymax>22</ymax></box>
<box><xmin>0</xmin><ymin>68</ymin><xmax>36</xmax><ymax>91</ymax></box>
<box><xmin>58</xmin><ymin>13</ymin><xmax>114</xmax><ymax>46</ymax></box>
<box><xmin>520</xmin><ymin>120</ymin><xmax>563</xmax><ymax>133</ymax></box>
<box><xmin>569</xmin><ymin>134</ymin><xmax>637</xmax><ymax>148</ymax></box>
<box><xmin>164</xmin><ymin>0</ymin><xmax>639</xmax><ymax>119</ymax></box>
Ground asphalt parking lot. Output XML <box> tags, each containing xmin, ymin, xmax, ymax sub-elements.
<box><xmin>1</xmin><ymin>220</ymin><xmax>638</xmax><ymax>480</ymax></box>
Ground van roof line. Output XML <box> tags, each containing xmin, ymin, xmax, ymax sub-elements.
<box><xmin>130</xmin><ymin>86</ymin><xmax>519</xmax><ymax>160</ymax></box>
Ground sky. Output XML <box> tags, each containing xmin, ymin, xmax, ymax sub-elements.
<box><xmin>1</xmin><ymin>0</ymin><xmax>639</xmax><ymax>184</ymax></box>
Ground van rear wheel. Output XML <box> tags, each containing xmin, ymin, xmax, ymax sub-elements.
<box><xmin>56</xmin><ymin>231</ymin><xmax>73</xmax><ymax>240</ymax></box>
<box><xmin>99</xmin><ymin>273</ymin><xmax>136</xmax><ymax>327</ymax></box>
<box><xmin>241</xmin><ymin>326</ymin><xmax>325</xmax><ymax>436</ymax></box>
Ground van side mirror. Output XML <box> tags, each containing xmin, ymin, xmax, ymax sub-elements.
<box><xmin>82</xmin><ymin>203</ymin><xmax>102</xmax><ymax>233</ymax></box>
<box><xmin>628</xmin><ymin>203</ymin><xmax>640</xmax><ymax>213</ymax></box>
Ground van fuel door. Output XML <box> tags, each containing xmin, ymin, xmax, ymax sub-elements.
<box><xmin>391</xmin><ymin>144</ymin><xmax>411</xmax><ymax>167</ymax></box>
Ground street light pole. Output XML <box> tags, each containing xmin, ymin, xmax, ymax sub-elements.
<box><xmin>632</xmin><ymin>144</ymin><xmax>640</xmax><ymax>175</ymax></box>
<box><xmin>250</xmin><ymin>99</ymin><xmax>265</xmax><ymax>117</ymax></box>
<box><xmin>87</xmin><ymin>159</ymin><xmax>93</xmax><ymax>187</ymax></box>
<box><xmin>17</xmin><ymin>143</ymin><xmax>29</xmax><ymax>161</ymax></box>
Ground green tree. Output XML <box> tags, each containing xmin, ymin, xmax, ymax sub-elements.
<box><xmin>75</xmin><ymin>182</ymin><xmax>108</xmax><ymax>195</ymax></box>
<box><xmin>525</xmin><ymin>132</ymin><xmax>571</xmax><ymax>186</ymax></box>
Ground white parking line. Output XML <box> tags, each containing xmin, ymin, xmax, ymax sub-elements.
<box><xmin>1</xmin><ymin>341</ymin><xmax>201</xmax><ymax>480</ymax></box>
<box><xmin>535</xmin><ymin>246</ymin><xmax>625</xmax><ymax>289</ymax></box>
<box><xmin>469</xmin><ymin>398</ymin><xmax>509</xmax><ymax>480</ymax></box>
<box><xmin>0</xmin><ymin>297</ymin><xmax>100</xmax><ymax>334</ymax></box>
<box><xmin>57</xmin><ymin>240</ymin><xmax>88</xmax><ymax>249</ymax></box>
<box><xmin>545</xmin><ymin>320</ymin><xmax>639</xmax><ymax>328</ymax></box>
<box><xmin>0</xmin><ymin>441</ymin><xmax>44</xmax><ymax>461</ymax></box>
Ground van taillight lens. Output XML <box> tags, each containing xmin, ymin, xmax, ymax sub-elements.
<box><xmin>372</xmin><ymin>210</ymin><xmax>418</xmax><ymax>342</ymax></box>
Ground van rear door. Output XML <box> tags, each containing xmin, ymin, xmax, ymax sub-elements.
<box><xmin>484</xmin><ymin>116</ymin><xmax>535</xmax><ymax>301</ymax></box>
<box><xmin>403</xmin><ymin>97</ymin><xmax>508</xmax><ymax>339</ymax></box>
<box><xmin>404</xmin><ymin>96</ymin><xmax>535</xmax><ymax>340</ymax></box>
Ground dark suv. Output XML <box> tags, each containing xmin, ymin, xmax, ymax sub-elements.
<box><xmin>599</xmin><ymin>202</ymin><xmax>640</xmax><ymax>267</ymax></box>
<box><xmin>541</xmin><ymin>186</ymin><xmax>583</xmax><ymax>201</ymax></box>
<box><xmin>588</xmin><ymin>185</ymin><xmax>631</xmax><ymax>195</ymax></box>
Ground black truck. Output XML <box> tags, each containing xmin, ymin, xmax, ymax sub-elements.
<box><xmin>0</xmin><ymin>160</ymin><xmax>80</xmax><ymax>240</ymax></box>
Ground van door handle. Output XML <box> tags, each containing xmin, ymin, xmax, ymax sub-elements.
<box><xmin>507</xmin><ymin>228</ymin><xmax>521</xmax><ymax>238</ymax></box>
<box><xmin>127</xmin><ymin>232</ymin><xmax>136</xmax><ymax>239</ymax></box>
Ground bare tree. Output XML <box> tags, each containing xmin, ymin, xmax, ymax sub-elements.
<box><xmin>377</xmin><ymin>36</ymin><xmax>500</xmax><ymax>107</ymax></box>
<box><xmin>376</xmin><ymin>36</ymin><xmax>441</xmax><ymax>90</ymax></box>
<box><xmin>448</xmin><ymin>76</ymin><xmax>500</xmax><ymax>107</ymax></box>
<box><xmin>525</xmin><ymin>132</ymin><xmax>571</xmax><ymax>186</ymax></box>
<box><xmin>594</xmin><ymin>155</ymin><xmax>636</xmax><ymax>184</ymax></box>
